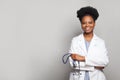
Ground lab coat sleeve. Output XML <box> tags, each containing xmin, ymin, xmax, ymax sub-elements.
<box><xmin>85</xmin><ymin>41</ymin><xmax>109</xmax><ymax>67</ymax></box>
<box><xmin>69</xmin><ymin>38</ymin><xmax>94</xmax><ymax>71</ymax></box>
<box><xmin>68</xmin><ymin>38</ymin><xmax>80</xmax><ymax>68</ymax></box>
<box><xmin>68</xmin><ymin>38</ymin><xmax>79</xmax><ymax>54</ymax></box>
<box><xmin>69</xmin><ymin>57</ymin><xmax>94</xmax><ymax>71</ymax></box>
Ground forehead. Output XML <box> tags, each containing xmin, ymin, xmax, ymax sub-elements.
<box><xmin>82</xmin><ymin>15</ymin><xmax>94</xmax><ymax>21</ymax></box>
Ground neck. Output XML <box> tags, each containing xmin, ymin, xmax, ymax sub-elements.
<box><xmin>83</xmin><ymin>32</ymin><xmax>93</xmax><ymax>42</ymax></box>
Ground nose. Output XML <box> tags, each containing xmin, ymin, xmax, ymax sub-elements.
<box><xmin>86</xmin><ymin>23</ymin><xmax>89</xmax><ymax>27</ymax></box>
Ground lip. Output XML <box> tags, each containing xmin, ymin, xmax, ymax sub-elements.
<box><xmin>85</xmin><ymin>27</ymin><xmax>91</xmax><ymax>31</ymax></box>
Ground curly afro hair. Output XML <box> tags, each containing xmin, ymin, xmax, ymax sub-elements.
<box><xmin>77</xmin><ymin>6</ymin><xmax>99</xmax><ymax>22</ymax></box>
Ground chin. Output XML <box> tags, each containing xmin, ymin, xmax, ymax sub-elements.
<box><xmin>84</xmin><ymin>31</ymin><xmax>93</xmax><ymax>34</ymax></box>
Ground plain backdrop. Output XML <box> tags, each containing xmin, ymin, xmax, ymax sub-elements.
<box><xmin>0</xmin><ymin>0</ymin><xmax>120</xmax><ymax>80</ymax></box>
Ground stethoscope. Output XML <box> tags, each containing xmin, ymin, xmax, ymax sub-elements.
<box><xmin>62</xmin><ymin>53</ymin><xmax>71</xmax><ymax>64</ymax></box>
<box><xmin>62</xmin><ymin>53</ymin><xmax>79</xmax><ymax>68</ymax></box>
<box><xmin>62</xmin><ymin>53</ymin><xmax>81</xmax><ymax>80</ymax></box>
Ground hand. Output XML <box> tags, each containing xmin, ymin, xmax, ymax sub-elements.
<box><xmin>71</xmin><ymin>53</ymin><xmax>85</xmax><ymax>61</ymax></box>
<box><xmin>95</xmin><ymin>66</ymin><xmax>104</xmax><ymax>70</ymax></box>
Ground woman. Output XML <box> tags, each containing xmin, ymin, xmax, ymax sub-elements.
<box><xmin>69</xmin><ymin>6</ymin><xmax>109</xmax><ymax>80</ymax></box>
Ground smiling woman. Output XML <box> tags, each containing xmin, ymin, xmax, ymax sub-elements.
<box><xmin>81</xmin><ymin>15</ymin><xmax>95</xmax><ymax>42</ymax></box>
<box><xmin>68</xmin><ymin>6</ymin><xmax>109</xmax><ymax>80</ymax></box>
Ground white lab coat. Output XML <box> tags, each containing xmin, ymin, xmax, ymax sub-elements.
<box><xmin>69</xmin><ymin>33</ymin><xmax>109</xmax><ymax>80</ymax></box>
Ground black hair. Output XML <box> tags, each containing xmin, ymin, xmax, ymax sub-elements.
<box><xmin>77</xmin><ymin>6</ymin><xmax>99</xmax><ymax>22</ymax></box>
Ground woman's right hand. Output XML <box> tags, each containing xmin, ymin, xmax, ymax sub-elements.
<box><xmin>71</xmin><ymin>53</ymin><xmax>85</xmax><ymax>61</ymax></box>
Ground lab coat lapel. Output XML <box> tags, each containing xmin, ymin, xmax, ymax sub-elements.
<box><xmin>79</xmin><ymin>34</ymin><xmax>87</xmax><ymax>55</ymax></box>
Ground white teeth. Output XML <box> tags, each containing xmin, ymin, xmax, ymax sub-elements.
<box><xmin>86</xmin><ymin>27</ymin><xmax>90</xmax><ymax>30</ymax></box>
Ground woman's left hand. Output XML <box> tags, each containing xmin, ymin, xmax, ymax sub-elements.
<box><xmin>95</xmin><ymin>66</ymin><xmax>104</xmax><ymax>70</ymax></box>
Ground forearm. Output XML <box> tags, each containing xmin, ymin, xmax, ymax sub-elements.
<box><xmin>71</xmin><ymin>54</ymin><xmax>105</xmax><ymax>70</ymax></box>
<box><xmin>81</xmin><ymin>57</ymin><xmax>104</xmax><ymax>70</ymax></box>
<box><xmin>85</xmin><ymin>55</ymin><xmax>109</xmax><ymax>67</ymax></box>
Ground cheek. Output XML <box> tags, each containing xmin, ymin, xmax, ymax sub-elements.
<box><xmin>92</xmin><ymin>23</ymin><xmax>95</xmax><ymax>26</ymax></box>
<box><xmin>89</xmin><ymin>23</ymin><xmax>95</xmax><ymax>28</ymax></box>
<box><xmin>92</xmin><ymin>24</ymin><xmax>95</xmax><ymax>28</ymax></box>
<box><xmin>81</xmin><ymin>24</ymin><xmax>86</xmax><ymax>28</ymax></box>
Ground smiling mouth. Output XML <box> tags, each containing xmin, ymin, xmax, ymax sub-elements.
<box><xmin>85</xmin><ymin>27</ymin><xmax>90</xmax><ymax>31</ymax></box>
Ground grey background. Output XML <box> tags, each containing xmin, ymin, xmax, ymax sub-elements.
<box><xmin>0</xmin><ymin>0</ymin><xmax>119</xmax><ymax>80</ymax></box>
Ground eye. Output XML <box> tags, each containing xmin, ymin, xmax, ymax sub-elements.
<box><xmin>88</xmin><ymin>21</ymin><xmax>93</xmax><ymax>24</ymax></box>
<box><xmin>82</xmin><ymin>22</ymin><xmax>86</xmax><ymax>25</ymax></box>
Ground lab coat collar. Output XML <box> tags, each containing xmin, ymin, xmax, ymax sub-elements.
<box><xmin>78</xmin><ymin>33</ymin><xmax>99</xmax><ymax>41</ymax></box>
<box><xmin>78</xmin><ymin>33</ymin><xmax>99</xmax><ymax>54</ymax></box>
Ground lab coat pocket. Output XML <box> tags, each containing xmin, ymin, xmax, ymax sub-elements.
<box><xmin>69</xmin><ymin>71</ymin><xmax>84</xmax><ymax>80</ymax></box>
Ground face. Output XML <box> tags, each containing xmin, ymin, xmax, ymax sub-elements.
<box><xmin>81</xmin><ymin>15</ymin><xmax>95</xmax><ymax>34</ymax></box>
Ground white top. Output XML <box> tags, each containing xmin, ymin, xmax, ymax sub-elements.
<box><xmin>69</xmin><ymin>33</ymin><xmax>109</xmax><ymax>71</ymax></box>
